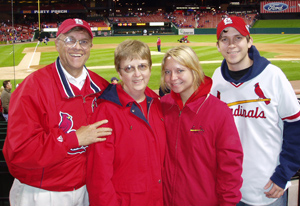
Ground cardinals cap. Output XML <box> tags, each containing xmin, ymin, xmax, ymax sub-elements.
<box><xmin>216</xmin><ymin>17</ymin><xmax>250</xmax><ymax>39</ymax></box>
<box><xmin>57</xmin><ymin>18</ymin><xmax>93</xmax><ymax>39</ymax></box>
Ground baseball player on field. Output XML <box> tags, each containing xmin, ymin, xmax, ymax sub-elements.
<box><xmin>3</xmin><ymin>18</ymin><xmax>112</xmax><ymax>206</ymax></box>
<box><xmin>210</xmin><ymin>16</ymin><xmax>300</xmax><ymax>206</ymax></box>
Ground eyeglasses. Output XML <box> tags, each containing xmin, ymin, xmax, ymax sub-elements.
<box><xmin>120</xmin><ymin>64</ymin><xmax>149</xmax><ymax>73</ymax></box>
<box><xmin>58</xmin><ymin>36</ymin><xmax>91</xmax><ymax>49</ymax></box>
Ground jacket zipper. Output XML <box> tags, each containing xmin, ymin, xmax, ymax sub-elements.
<box><xmin>172</xmin><ymin>105</ymin><xmax>182</xmax><ymax>205</ymax></box>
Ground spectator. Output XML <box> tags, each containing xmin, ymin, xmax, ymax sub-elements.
<box><xmin>1</xmin><ymin>80</ymin><xmax>12</xmax><ymax>121</ymax></box>
<box><xmin>0</xmin><ymin>86</ymin><xmax>5</xmax><ymax>121</ymax></box>
<box><xmin>158</xmin><ymin>86</ymin><xmax>170</xmax><ymax>97</ymax></box>
<box><xmin>157</xmin><ymin>37</ymin><xmax>161</xmax><ymax>52</ymax></box>
<box><xmin>160</xmin><ymin>45</ymin><xmax>243</xmax><ymax>205</ymax></box>
<box><xmin>3</xmin><ymin>18</ymin><xmax>112</xmax><ymax>206</ymax></box>
<box><xmin>211</xmin><ymin>16</ymin><xmax>300</xmax><ymax>206</ymax></box>
<box><xmin>110</xmin><ymin>77</ymin><xmax>119</xmax><ymax>85</ymax></box>
<box><xmin>44</xmin><ymin>36</ymin><xmax>49</xmax><ymax>45</ymax></box>
<box><xmin>86</xmin><ymin>39</ymin><xmax>166</xmax><ymax>206</ymax></box>
<box><xmin>38</xmin><ymin>36</ymin><xmax>43</xmax><ymax>44</ymax></box>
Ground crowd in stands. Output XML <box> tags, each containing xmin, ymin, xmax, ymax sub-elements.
<box><xmin>1</xmin><ymin>21</ymin><xmax>34</xmax><ymax>44</ymax></box>
<box><xmin>0</xmin><ymin>10</ymin><xmax>257</xmax><ymax>44</ymax></box>
<box><xmin>0</xmin><ymin>19</ymin><xmax>109</xmax><ymax>44</ymax></box>
<box><xmin>108</xmin><ymin>11</ymin><xmax>257</xmax><ymax>29</ymax></box>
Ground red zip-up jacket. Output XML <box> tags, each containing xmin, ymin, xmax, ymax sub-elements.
<box><xmin>3</xmin><ymin>57</ymin><xmax>109</xmax><ymax>191</ymax></box>
<box><xmin>162</xmin><ymin>77</ymin><xmax>243</xmax><ymax>206</ymax></box>
<box><xmin>87</xmin><ymin>84</ymin><xmax>166</xmax><ymax>206</ymax></box>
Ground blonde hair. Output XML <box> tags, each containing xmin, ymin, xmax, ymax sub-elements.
<box><xmin>114</xmin><ymin>39</ymin><xmax>152</xmax><ymax>72</ymax></box>
<box><xmin>160</xmin><ymin>45</ymin><xmax>205</xmax><ymax>92</ymax></box>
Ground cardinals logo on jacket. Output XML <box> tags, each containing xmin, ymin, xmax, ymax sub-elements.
<box><xmin>254</xmin><ymin>83</ymin><xmax>270</xmax><ymax>105</ymax></box>
<box><xmin>59</xmin><ymin>112</ymin><xmax>76</xmax><ymax>134</ymax></box>
<box><xmin>58</xmin><ymin>111</ymin><xmax>87</xmax><ymax>155</ymax></box>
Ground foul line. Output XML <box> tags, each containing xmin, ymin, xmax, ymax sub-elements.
<box><xmin>28</xmin><ymin>41</ymin><xmax>40</xmax><ymax>69</ymax></box>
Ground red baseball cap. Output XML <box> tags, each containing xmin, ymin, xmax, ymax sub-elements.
<box><xmin>216</xmin><ymin>17</ymin><xmax>250</xmax><ymax>39</ymax></box>
<box><xmin>57</xmin><ymin>18</ymin><xmax>93</xmax><ymax>39</ymax></box>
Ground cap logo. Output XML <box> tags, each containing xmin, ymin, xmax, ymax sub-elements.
<box><xmin>245</xmin><ymin>25</ymin><xmax>250</xmax><ymax>33</ymax></box>
<box><xmin>74</xmin><ymin>18</ymin><xmax>84</xmax><ymax>25</ymax></box>
<box><xmin>223</xmin><ymin>18</ymin><xmax>233</xmax><ymax>25</ymax></box>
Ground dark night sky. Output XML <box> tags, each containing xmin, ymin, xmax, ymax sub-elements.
<box><xmin>111</xmin><ymin>0</ymin><xmax>232</xmax><ymax>8</ymax></box>
<box><xmin>2</xmin><ymin>0</ymin><xmax>234</xmax><ymax>8</ymax></box>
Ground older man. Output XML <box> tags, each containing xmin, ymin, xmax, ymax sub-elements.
<box><xmin>3</xmin><ymin>18</ymin><xmax>112</xmax><ymax>206</ymax></box>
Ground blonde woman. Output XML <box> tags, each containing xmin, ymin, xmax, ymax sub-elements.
<box><xmin>160</xmin><ymin>45</ymin><xmax>243</xmax><ymax>206</ymax></box>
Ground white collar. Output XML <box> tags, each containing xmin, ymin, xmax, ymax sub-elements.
<box><xmin>60</xmin><ymin>64</ymin><xmax>88</xmax><ymax>90</ymax></box>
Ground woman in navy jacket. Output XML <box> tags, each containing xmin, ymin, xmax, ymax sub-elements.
<box><xmin>87</xmin><ymin>39</ymin><xmax>166</xmax><ymax>206</ymax></box>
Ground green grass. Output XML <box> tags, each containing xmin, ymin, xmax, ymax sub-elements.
<box><xmin>1</xmin><ymin>34</ymin><xmax>300</xmax><ymax>91</ymax></box>
<box><xmin>270</xmin><ymin>60</ymin><xmax>300</xmax><ymax>81</ymax></box>
<box><xmin>253</xmin><ymin>20</ymin><xmax>300</xmax><ymax>28</ymax></box>
<box><xmin>0</xmin><ymin>44</ymin><xmax>29</xmax><ymax>67</ymax></box>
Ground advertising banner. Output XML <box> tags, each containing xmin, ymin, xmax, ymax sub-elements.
<box><xmin>178</xmin><ymin>28</ymin><xmax>194</xmax><ymax>35</ymax></box>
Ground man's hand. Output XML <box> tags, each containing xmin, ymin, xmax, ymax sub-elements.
<box><xmin>76</xmin><ymin>120</ymin><xmax>112</xmax><ymax>146</ymax></box>
<box><xmin>264</xmin><ymin>179</ymin><xmax>284</xmax><ymax>198</ymax></box>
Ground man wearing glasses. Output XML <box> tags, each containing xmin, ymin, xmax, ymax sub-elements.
<box><xmin>3</xmin><ymin>18</ymin><xmax>112</xmax><ymax>206</ymax></box>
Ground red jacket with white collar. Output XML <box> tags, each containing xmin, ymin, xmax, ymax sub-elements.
<box><xmin>3</xmin><ymin>57</ymin><xmax>109</xmax><ymax>191</ymax></box>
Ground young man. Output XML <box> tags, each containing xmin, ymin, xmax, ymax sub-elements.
<box><xmin>3</xmin><ymin>18</ymin><xmax>112</xmax><ymax>206</ymax></box>
<box><xmin>1</xmin><ymin>80</ymin><xmax>12</xmax><ymax>121</ymax></box>
<box><xmin>210</xmin><ymin>16</ymin><xmax>300</xmax><ymax>206</ymax></box>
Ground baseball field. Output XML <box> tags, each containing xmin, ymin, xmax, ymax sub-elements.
<box><xmin>0</xmin><ymin>34</ymin><xmax>299</xmax><ymax>91</ymax></box>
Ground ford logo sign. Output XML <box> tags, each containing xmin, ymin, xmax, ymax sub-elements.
<box><xmin>263</xmin><ymin>3</ymin><xmax>288</xmax><ymax>12</ymax></box>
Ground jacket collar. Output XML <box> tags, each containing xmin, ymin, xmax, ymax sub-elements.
<box><xmin>54</xmin><ymin>57</ymin><xmax>101</xmax><ymax>98</ymax></box>
<box><xmin>170</xmin><ymin>76</ymin><xmax>212</xmax><ymax>112</ymax></box>
<box><xmin>100</xmin><ymin>84</ymin><xmax>159</xmax><ymax>107</ymax></box>
<box><xmin>4</xmin><ymin>88</ymin><xmax>11</xmax><ymax>93</ymax></box>
<box><xmin>220</xmin><ymin>45</ymin><xmax>270</xmax><ymax>84</ymax></box>
<box><xmin>99</xmin><ymin>84</ymin><xmax>158</xmax><ymax>124</ymax></box>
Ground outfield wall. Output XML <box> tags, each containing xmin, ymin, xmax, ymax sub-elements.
<box><xmin>249</xmin><ymin>28</ymin><xmax>300</xmax><ymax>34</ymax></box>
<box><xmin>28</xmin><ymin>26</ymin><xmax>300</xmax><ymax>41</ymax></box>
<box><xmin>111</xmin><ymin>27</ymin><xmax>300</xmax><ymax>36</ymax></box>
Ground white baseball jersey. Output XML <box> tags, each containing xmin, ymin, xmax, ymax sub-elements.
<box><xmin>211</xmin><ymin>47</ymin><xmax>300</xmax><ymax>205</ymax></box>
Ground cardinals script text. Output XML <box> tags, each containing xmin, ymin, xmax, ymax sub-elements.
<box><xmin>231</xmin><ymin>105</ymin><xmax>266</xmax><ymax>119</ymax></box>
